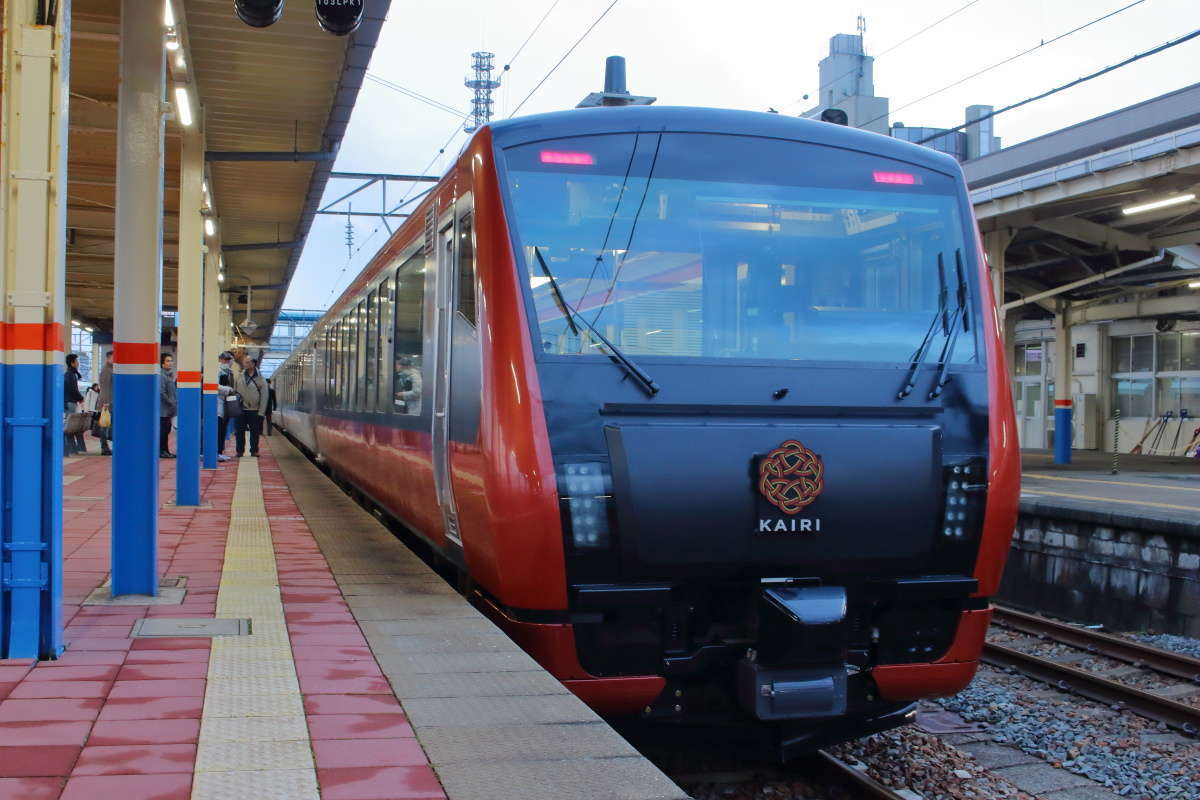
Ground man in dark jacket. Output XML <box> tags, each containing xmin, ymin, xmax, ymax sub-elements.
<box><xmin>64</xmin><ymin>354</ymin><xmax>86</xmax><ymax>455</ymax></box>
<box><xmin>159</xmin><ymin>353</ymin><xmax>177</xmax><ymax>458</ymax></box>
<box><xmin>97</xmin><ymin>351</ymin><xmax>113</xmax><ymax>455</ymax></box>
<box><xmin>235</xmin><ymin>355</ymin><xmax>268</xmax><ymax>457</ymax></box>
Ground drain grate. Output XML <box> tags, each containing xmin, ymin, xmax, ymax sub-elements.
<box><xmin>131</xmin><ymin>618</ymin><xmax>251</xmax><ymax>638</ymax></box>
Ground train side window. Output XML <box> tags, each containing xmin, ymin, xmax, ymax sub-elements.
<box><xmin>355</xmin><ymin>301</ymin><xmax>368</xmax><ymax>411</ymax></box>
<box><xmin>341</xmin><ymin>316</ymin><xmax>352</xmax><ymax>410</ymax></box>
<box><xmin>393</xmin><ymin>251</ymin><xmax>426</xmax><ymax>416</ymax></box>
<box><xmin>457</xmin><ymin>212</ymin><xmax>476</xmax><ymax>324</ymax></box>
<box><xmin>365</xmin><ymin>290</ymin><xmax>379</xmax><ymax>412</ymax></box>
<box><xmin>378</xmin><ymin>278</ymin><xmax>394</xmax><ymax>413</ymax></box>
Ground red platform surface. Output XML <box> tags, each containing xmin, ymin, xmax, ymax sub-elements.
<box><xmin>0</xmin><ymin>439</ymin><xmax>444</xmax><ymax>800</ymax></box>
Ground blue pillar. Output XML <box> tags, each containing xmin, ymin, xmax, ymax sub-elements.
<box><xmin>1054</xmin><ymin>403</ymin><xmax>1073</xmax><ymax>464</ymax></box>
<box><xmin>176</xmin><ymin>385</ymin><xmax>201</xmax><ymax>504</ymax></box>
<box><xmin>202</xmin><ymin>390</ymin><xmax>218</xmax><ymax>469</ymax></box>
<box><xmin>1</xmin><ymin>12</ymin><xmax>68</xmax><ymax>660</ymax></box>
<box><xmin>2</xmin><ymin>358</ymin><xmax>63</xmax><ymax>659</ymax></box>
<box><xmin>111</xmin><ymin>370</ymin><xmax>160</xmax><ymax>595</ymax></box>
<box><xmin>110</xmin><ymin>0</ymin><xmax>164</xmax><ymax>596</ymax></box>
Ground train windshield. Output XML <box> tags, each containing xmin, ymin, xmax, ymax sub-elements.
<box><xmin>502</xmin><ymin>132</ymin><xmax>977</xmax><ymax>364</ymax></box>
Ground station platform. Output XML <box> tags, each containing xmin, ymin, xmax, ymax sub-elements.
<box><xmin>1021</xmin><ymin>449</ymin><xmax>1199</xmax><ymax>534</ymax></box>
<box><xmin>0</xmin><ymin>437</ymin><xmax>685</xmax><ymax>800</ymax></box>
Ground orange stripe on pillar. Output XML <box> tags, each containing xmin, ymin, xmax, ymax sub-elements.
<box><xmin>1054</xmin><ymin>399</ymin><xmax>1073</xmax><ymax>407</ymax></box>
<box><xmin>113</xmin><ymin>342</ymin><xmax>159</xmax><ymax>364</ymax></box>
<box><xmin>0</xmin><ymin>322</ymin><xmax>65</xmax><ymax>351</ymax></box>
<box><xmin>177</xmin><ymin>371</ymin><xmax>202</xmax><ymax>382</ymax></box>
<box><xmin>202</xmin><ymin>383</ymin><xmax>218</xmax><ymax>391</ymax></box>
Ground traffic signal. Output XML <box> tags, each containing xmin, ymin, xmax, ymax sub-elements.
<box><xmin>234</xmin><ymin>0</ymin><xmax>285</xmax><ymax>28</ymax></box>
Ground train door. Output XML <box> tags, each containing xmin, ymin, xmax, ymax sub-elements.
<box><xmin>432</xmin><ymin>202</ymin><xmax>462</xmax><ymax>546</ymax></box>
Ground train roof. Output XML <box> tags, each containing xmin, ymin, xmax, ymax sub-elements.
<box><xmin>487</xmin><ymin>106</ymin><xmax>964</xmax><ymax>177</ymax></box>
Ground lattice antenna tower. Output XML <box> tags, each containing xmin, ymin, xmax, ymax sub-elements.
<box><xmin>344</xmin><ymin>205</ymin><xmax>355</xmax><ymax>261</ymax></box>
<box><xmin>464</xmin><ymin>51</ymin><xmax>501</xmax><ymax>133</ymax></box>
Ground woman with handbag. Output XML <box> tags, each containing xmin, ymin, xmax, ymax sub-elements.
<box><xmin>63</xmin><ymin>354</ymin><xmax>87</xmax><ymax>455</ymax></box>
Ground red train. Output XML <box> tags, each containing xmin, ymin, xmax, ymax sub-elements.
<box><xmin>273</xmin><ymin>106</ymin><xmax>1020</xmax><ymax>755</ymax></box>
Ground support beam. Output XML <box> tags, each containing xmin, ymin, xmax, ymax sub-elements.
<box><xmin>330</xmin><ymin>171</ymin><xmax>440</xmax><ymax>182</ymax></box>
<box><xmin>202</xmin><ymin>243</ymin><xmax>220</xmax><ymax>470</ymax></box>
<box><xmin>1034</xmin><ymin>217</ymin><xmax>1152</xmax><ymax>252</ymax></box>
<box><xmin>223</xmin><ymin>241</ymin><xmax>298</xmax><ymax>252</ymax></box>
<box><xmin>984</xmin><ymin>229</ymin><xmax>1013</xmax><ymax>322</ymax></box>
<box><xmin>1068</xmin><ymin>292</ymin><xmax>1200</xmax><ymax>325</ymax></box>
<box><xmin>206</xmin><ymin>150</ymin><xmax>336</xmax><ymax>162</ymax></box>
<box><xmin>175</xmin><ymin>130</ymin><xmax>203</xmax><ymax>505</ymax></box>
<box><xmin>1002</xmin><ymin>252</ymin><xmax>1167</xmax><ymax>312</ymax></box>
<box><xmin>111</xmin><ymin>0</ymin><xmax>165</xmax><ymax>597</ymax></box>
<box><xmin>0</xmin><ymin>1</ymin><xmax>69</xmax><ymax>660</ymax></box>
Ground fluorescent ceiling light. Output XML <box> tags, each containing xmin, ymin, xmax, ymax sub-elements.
<box><xmin>165</xmin><ymin>29</ymin><xmax>180</xmax><ymax>51</ymax></box>
<box><xmin>204</xmin><ymin>217</ymin><xmax>215</xmax><ymax>236</ymax></box>
<box><xmin>175</xmin><ymin>53</ymin><xmax>185</xmax><ymax>69</ymax></box>
<box><xmin>219</xmin><ymin>272</ymin><xmax>225</xmax><ymax>283</ymax></box>
<box><xmin>1189</xmin><ymin>281</ymin><xmax>1200</xmax><ymax>289</ymax></box>
<box><xmin>164</xmin><ymin>0</ymin><xmax>175</xmax><ymax>27</ymax></box>
<box><xmin>174</xmin><ymin>86</ymin><xmax>193</xmax><ymax>126</ymax></box>
<box><xmin>1122</xmin><ymin>193</ymin><xmax>1196</xmax><ymax>216</ymax></box>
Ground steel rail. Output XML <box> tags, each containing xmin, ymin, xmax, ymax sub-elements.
<box><xmin>810</xmin><ymin>751</ymin><xmax>910</xmax><ymax>800</ymax></box>
<box><xmin>982</xmin><ymin>641</ymin><xmax>1200</xmax><ymax>735</ymax></box>
<box><xmin>992</xmin><ymin>606</ymin><xmax>1200</xmax><ymax>683</ymax></box>
<box><xmin>668</xmin><ymin>752</ymin><xmax>907</xmax><ymax>799</ymax></box>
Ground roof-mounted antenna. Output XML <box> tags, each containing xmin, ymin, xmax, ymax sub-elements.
<box><xmin>576</xmin><ymin>56</ymin><xmax>656</xmax><ymax>108</ymax></box>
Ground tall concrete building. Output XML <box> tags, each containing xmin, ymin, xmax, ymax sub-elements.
<box><xmin>802</xmin><ymin>33</ymin><xmax>1001</xmax><ymax>162</ymax></box>
<box><xmin>802</xmin><ymin>33</ymin><xmax>890</xmax><ymax>135</ymax></box>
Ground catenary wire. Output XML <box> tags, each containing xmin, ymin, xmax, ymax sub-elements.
<box><xmin>914</xmin><ymin>27</ymin><xmax>1200</xmax><ymax>144</ymax></box>
<box><xmin>504</xmin><ymin>0</ymin><xmax>564</xmax><ymax>71</ymax></box>
<box><xmin>509</xmin><ymin>0</ymin><xmax>622</xmax><ymax>118</ymax></box>
<box><xmin>781</xmin><ymin>0</ymin><xmax>984</xmax><ymax>111</ymax></box>
<box><xmin>321</xmin><ymin>0</ymin><xmax>575</xmax><ymax>307</ymax></box>
<box><xmin>365</xmin><ymin>74</ymin><xmax>468</xmax><ymax>118</ymax></box>
<box><xmin>860</xmin><ymin>0</ymin><xmax>1146</xmax><ymax>129</ymax></box>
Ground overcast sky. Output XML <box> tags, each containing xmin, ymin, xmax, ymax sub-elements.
<box><xmin>281</xmin><ymin>0</ymin><xmax>1199</xmax><ymax>311</ymax></box>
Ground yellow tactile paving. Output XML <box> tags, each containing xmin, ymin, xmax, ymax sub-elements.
<box><xmin>192</xmin><ymin>459</ymin><xmax>319</xmax><ymax>800</ymax></box>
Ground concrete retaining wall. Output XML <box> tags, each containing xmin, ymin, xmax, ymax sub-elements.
<box><xmin>999</xmin><ymin>512</ymin><xmax>1200</xmax><ymax>637</ymax></box>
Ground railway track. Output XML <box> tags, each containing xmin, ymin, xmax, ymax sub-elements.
<box><xmin>668</xmin><ymin>750</ymin><xmax>909</xmax><ymax>799</ymax></box>
<box><xmin>985</xmin><ymin>606</ymin><xmax>1200</xmax><ymax>736</ymax></box>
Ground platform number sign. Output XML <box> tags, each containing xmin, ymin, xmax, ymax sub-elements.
<box><xmin>234</xmin><ymin>0</ymin><xmax>365</xmax><ymax>36</ymax></box>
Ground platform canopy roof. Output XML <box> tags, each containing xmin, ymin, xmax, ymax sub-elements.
<box><xmin>966</xmin><ymin>83</ymin><xmax>1200</xmax><ymax>322</ymax></box>
<box><xmin>67</xmin><ymin>0</ymin><xmax>391</xmax><ymax>342</ymax></box>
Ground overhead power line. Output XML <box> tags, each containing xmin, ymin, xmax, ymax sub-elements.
<box><xmin>509</xmin><ymin>0</ymin><xmax>622</xmax><ymax>118</ymax></box>
<box><xmin>365</xmin><ymin>73</ymin><xmax>467</xmax><ymax>118</ymax></box>
<box><xmin>504</xmin><ymin>0</ymin><xmax>563</xmax><ymax>72</ymax></box>
<box><xmin>863</xmin><ymin>0</ymin><xmax>1146</xmax><ymax>129</ymax></box>
<box><xmin>915</xmin><ymin>26</ymin><xmax>1200</xmax><ymax>144</ymax></box>
<box><xmin>782</xmin><ymin>0</ymin><xmax>984</xmax><ymax>111</ymax></box>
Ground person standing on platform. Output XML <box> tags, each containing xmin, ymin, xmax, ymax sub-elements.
<box><xmin>264</xmin><ymin>378</ymin><xmax>277</xmax><ymax>435</ymax></box>
<box><xmin>235</xmin><ymin>354</ymin><xmax>268</xmax><ymax>458</ymax></box>
<box><xmin>159</xmin><ymin>352</ymin><xmax>177</xmax><ymax>459</ymax></box>
<box><xmin>97</xmin><ymin>350</ymin><xmax>113</xmax><ymax>455</ymax></box>
<box><xmin>64</xmin><ymin>353</ymin><xmax>86</xmax><ymax>455</ymax></box>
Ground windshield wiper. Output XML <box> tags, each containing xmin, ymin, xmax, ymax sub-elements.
<box><xmin>533</xmin><ymin>247</ymin><xmax>660</xmax><ymax>397</ymax></box>
<box><xmin>929</xmin><ymin>249</ymin><xmax>971</xmax><ymax>399</ymax></box>
<box><xmin>897</xmin><ymin>252</ymin><xmax>950</xmax><ymax>400</ymax></box>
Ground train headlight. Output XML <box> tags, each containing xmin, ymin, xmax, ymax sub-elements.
<box><xmin>558</xmin><ymin>462</ymin><xmax>612</xmax><ymax>549</ymax></box>
<box><xmin>941</xmin><ymin>459</ymin><xmax>986</xmax><ymax>539</ymax></box>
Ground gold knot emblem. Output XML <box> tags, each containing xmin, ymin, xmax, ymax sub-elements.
<box><xmin>758</xmin><ymin>440</ymin><xmax>824</xmax><ymax>515</ymax></box>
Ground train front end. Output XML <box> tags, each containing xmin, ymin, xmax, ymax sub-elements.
<box><xmin>490</xmin><ymin>108</ymin><xmax>1019</xmax><ymax>753</ymax></box>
